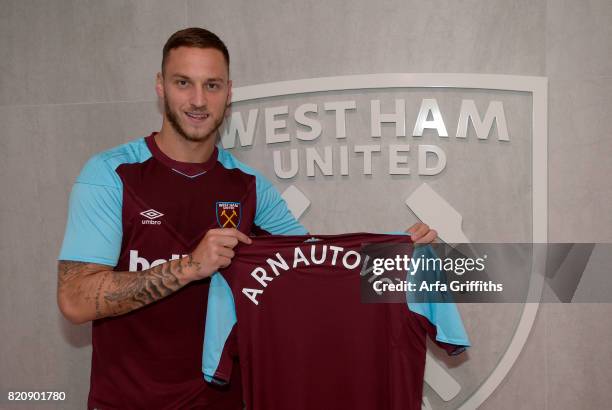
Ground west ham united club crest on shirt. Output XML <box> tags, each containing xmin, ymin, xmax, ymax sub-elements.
<box><xmin>216</xmin><ymin>202</ymin><xmax>241</xmax><ymax>228</ymax></box>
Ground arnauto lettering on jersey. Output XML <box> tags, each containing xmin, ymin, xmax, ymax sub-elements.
<box><xmin>242</xmin><ymin>244</ymin><xmax>363</xmax><ymax>305</ymax></box>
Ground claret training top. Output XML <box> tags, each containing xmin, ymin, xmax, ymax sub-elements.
<box><xmin>58</xmin><ymin>133</ymin><xmax>307</xmax><ymax>409</ymax></box>
<box><xmin>203</xmin><ymin>233</ymin><xmax>470</xmax><ymax>410</ymax></box>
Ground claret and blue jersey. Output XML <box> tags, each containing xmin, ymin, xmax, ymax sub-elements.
<box><xmin>59</xmin><ymin>133</ymin><xmax>470</xmax><ymax>409</ymax></box>
<box><xmin>58</xmin><ymin>132</ymin><xmax>306</xmax><ymax>409</ymax></box>
<box><xmin>203</xmin><ymin>233</ymin><xmax>470</xmax><ymax>410</ymax></box>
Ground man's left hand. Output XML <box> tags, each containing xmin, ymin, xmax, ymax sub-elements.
<box><xmin>406</xmin><ymin>222</ymin><xmax>437</xmax><ymax>244</ymax></box>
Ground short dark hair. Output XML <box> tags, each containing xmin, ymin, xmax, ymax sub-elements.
<box><xmin>161</xmin><ymin>27</ymin><xmax>230</xmax><ymax>74</ymax></box>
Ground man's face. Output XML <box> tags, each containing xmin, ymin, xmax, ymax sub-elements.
<box><xmin>157</xmin><ymin>47</ymin><xmax>231</xmax><ymax>143</ymax></box>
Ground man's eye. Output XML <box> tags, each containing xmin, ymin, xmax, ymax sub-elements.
<box><xmin>177</xmin><ymin>80</ymin><xmax>188</xmax><ymax>87</ymax></box>
<box><xmin>207</xmin><ymin>83</ymin><xmax>220</xmax><ymax>90</ymax></box>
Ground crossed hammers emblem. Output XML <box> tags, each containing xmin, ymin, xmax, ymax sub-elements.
<box><xmin>220</xmin><ymin>209</ymin><xmax>238</xmax><ymax>228</ymax></box>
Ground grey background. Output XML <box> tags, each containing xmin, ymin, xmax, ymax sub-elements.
<box><xmin>1</xmin><ymin>0</ymin><xmax>611</xmax><ymax>408</ymax></box>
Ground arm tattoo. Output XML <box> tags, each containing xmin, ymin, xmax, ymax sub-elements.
<box><xmin>186</xmin><ymin>253</ymin><xmax>202</xmax><ymax>272</ymax></box>
<box><xmin>102</xmin><ymin>257</ymin><xmax>184</xmax><ymax>316</ymax></box>
<box><xmin>94</xmin><ymin>275</ymin><xmax>107</xmax><ymax>319</ymax></box>
<box><xmin>58</xmin><ymin>261</ymin><xmax>87</xmax><ymax>286</ymax></box>
<box><xmin>58</xmin><ymin>257</ymin><xmax>190</xmax><ymax>320</ymax></box>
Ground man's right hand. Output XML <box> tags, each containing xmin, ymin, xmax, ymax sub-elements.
<box><xmin>182</xmin><ymin>228</ymin><xmax>252</xmax><ymax>283</ymax></box>
<box><xmin>58</xmin><ymin>228</ymin><xmax>252</xmax><ymax>324</ymax></box>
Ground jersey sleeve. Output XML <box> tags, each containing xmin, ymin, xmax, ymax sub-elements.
<box><xmin>252</xmin><ymin>172</ymin><xmax>308</xmax><ymax>235</ymax></box>
<box><xmin>58</xmin><ymin>154</ymin><xmax>123</xmax><ymax>266</ymax></box>
<box><xmin>203</xmin><ymin>273</ymin><xmax>238</xmax><ymax>386</ymax></box>
<box><xmin>407</xmin><ymin>244</ymin><xmax>471</xmax><ymax>355</ymax></box>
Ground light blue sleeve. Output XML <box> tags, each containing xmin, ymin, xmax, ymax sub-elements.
<box><xmin>252</xmin><ymin>172</ymin><xmax>308</xmax><ymax>235</ymax></box>
<box><xmin>407</xmin><ymin>245</ymin><xmax>471</xmax><ymax>348</ymax></box>
<box><xmin>58</xmin><ymin>154</ymin><xmax>123</xmax><ymax>266</ymax></box>
<box><xmin>216</xmin><ymin>148</ymin><xmax>308</xmax><ymax>235</ymax></box>
<box><xmin>202</xmin><ymin>273</ymin><xmax>238</xmax><ymax>385</ymax></box>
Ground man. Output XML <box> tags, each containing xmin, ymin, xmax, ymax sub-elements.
<box><xmin>57</xmin><ymin>27</ymin><xmax>437</xmax><ymax>409</ymax></box>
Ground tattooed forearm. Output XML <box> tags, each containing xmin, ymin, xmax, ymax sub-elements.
<box><xmin>94</xmin><ymin>275</ymin><xmax>107</xmax><ymax>319</ymax></box>
<box><xmin>103</xmin><ymin>260</ymin><xmax>182</xmax><ymax>315</ymax></box>
<box><xmin>57</xmin><ymin>255</ymin><xmax>195</xmax><ymax>323</ymax></box>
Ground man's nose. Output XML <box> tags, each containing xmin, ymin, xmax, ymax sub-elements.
<box><xmin>190</xmin><ymin>86</ymin><xmax>207</xmax><ymax>108</ymax></box>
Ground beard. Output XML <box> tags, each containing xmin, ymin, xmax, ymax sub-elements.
<box><xmin>164</xmin><ymin>98</ymin><xmax>226</xmax><ymax>143</ymax></box>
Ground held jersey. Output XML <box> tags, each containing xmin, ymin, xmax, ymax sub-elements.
<box><xmin>58</xmin><ymin>132</ymin><xmax>307</xmax><ymax>409</ymax></box>
<box><xmin>203</xmin><ymin>233</ymin><xmax>470</xmax><ymax>410</ymax></box>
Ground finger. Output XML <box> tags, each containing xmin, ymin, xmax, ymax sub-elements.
<box><xmin>408</xmin><ymin>223</ymin><xmax>428</xmax><ymax>240</ymax></box>
<box><xmin>415</xmin><ymin>224</ymin><xmax>430</xmax><ymax>240</ymax></box>
<box><xmin>212</xmin><ymin>228</ymin><xmax>252</xmax><ymax>244</ymax></box>
<box><xmin>405</xmin><ymin>222</ymin><xmax>423</xmax><ymax>234</ymax></box>
<box><xmin>405</xmin><ymin>223</ymin><xmax>417</xmax><ymax>234</ymax></box>
<box><xmin>212</xmin><ymin>236</ymin><xmax>239</xmax><ymax>249</ymax></box>
<box><xmin>216</xmin><ymin>247</ymin><xmax>235</xmax><ymax>260</ymax></box>
<box><xmin>217</xmin><ymin>256</ymin><xmax>232</xmax><ymax>269</ymax></box>
<box><xmin>414</xmin><ymin>229</ymin><xmax>437</xmax><ymax>244</ymax></box>
<box><xmin>233</xmin><ymin>230</ymin><xmax>252</xmax><ymax>245</ymax></box>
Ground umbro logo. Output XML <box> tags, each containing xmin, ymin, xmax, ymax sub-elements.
<box><xmin>140</xmin><ymin>209</ymin><xmax>163</xmax><ymax>225</ymax></box>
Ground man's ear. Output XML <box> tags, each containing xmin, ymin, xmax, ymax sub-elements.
<box><xmin>155</xmin><ymin>72</ymin><xmax>164</xmax><ymax>99</ymax></box>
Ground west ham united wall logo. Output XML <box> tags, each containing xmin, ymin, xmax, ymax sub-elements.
<box><xmin>216</xmin><ymin>201</ymin><xmax>242</xmax><ymax>228</ymax></box>
<box><xmin>219</xmin><ymin>73</ymin><xmax>548</xmax><ymax>409</ymax></box>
